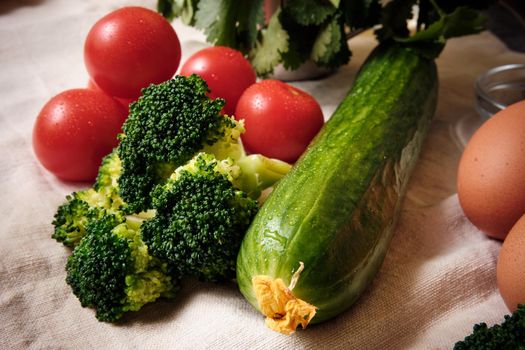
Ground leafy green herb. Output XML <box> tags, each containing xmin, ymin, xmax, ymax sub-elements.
<box><xmin>249</xmin><ymin>9</ymin><xmax>289</xmax><ymax>76</ymax></box>
<box><xmin>158</xmin><ymin>0</ymin><xmax>198</xmax><ymax>24</ymax></box>
<box><xmin>311</xmin><ymin>14</ymin><xmax>351</xmax><ymax>68</ymax></box>
<box><xmin>194</xmin><ymin>0</ymin><xmax>264</xmax><ymax>52</ymax></box>
<box><xmin>158</xmin><ymin>0</ymin><xmax>493</xmax><ymax>75</ymax></box>
<box><xmin>278</xmin><ymin>8</ymin><xmax>322</xmax><ymax>71</ymax></box>
<box><xmin>340</xmin><ymin>0</ymin><xmax>381</xmax><ymax>29</ymax></box>
<box><xmin>283</xmin><ymin>0</ymin><xmax>337</xmax><ymax>26</ymax></box>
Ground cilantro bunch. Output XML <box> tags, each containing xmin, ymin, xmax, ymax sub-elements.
<box><xmin>158</xmin><ymin>0</ymin><xmax>493</xmax><ymax>76</ymax></box>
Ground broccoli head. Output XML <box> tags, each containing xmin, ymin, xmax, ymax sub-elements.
<box><xmin>52</xmin><ymin>150</ymin><xmax>126</xmax><ymax>247</ymax></box>
<box><xmin>454</xmin><ymin>305</ymin><xmax>525</xmax><ymax>349</ymax></box>
<box><xmin>117</xmin><ymin>74</ymin><xmax>243</xmax><ymax>212</ymax></box>
<box><xmin>141</xmin><ymin>153</ymin><xmax>259</xmax><ymax>282</ymax></box>
<box><xmin>66</xmin><ymin>214</ymin><xmax>178</xmax><ymax>322</ymax></box>
<box><xmin>52</xmin><ymin>190</ymin><xmax>104</xmax><ymax>247</ymax></box>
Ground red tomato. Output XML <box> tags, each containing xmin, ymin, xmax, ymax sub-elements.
<box><xmin>180</xmin><ymin>46</ymin><xmax>256</xmax><ymax>116</ymax></box>
<box><xmin>32</xmin><ymin>89</ymin><xmax>127</xmax><ymax>181</ymax></box>
<box><xmin>235</xmin><ymin>80</ymin><xmax>324</xmax><ymax>163</ymax></box>
<box><xmin>84</xmin><ymin>7</ymin><xmax>181</xmax><ymax>99</ymax></box>
<box><xmin>87</xmin><ymin>79</ymin><xmax>135</xmax><ymax>113</ymax></box>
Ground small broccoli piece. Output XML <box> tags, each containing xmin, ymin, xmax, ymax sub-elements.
<box><xmin>52</xmin><ymin>150</ymin><xmax>126</xmax><ymax>247</ymax></box>
<box><xmin>141</xmin><ymin>153</ymin><xmax>259</xmax><ymax>282</ymax></box>
<box><xmin>117</xmin><ymin>74</ymin><xmax>234</xmax><ymax>212</ymax></box>
<box><xmin>454</xmin><ymin>305</ymin><xmax>525</xmax><ymax>350</ymax></box>
<box><xmin>94</xmin><ymin>148</ymin><xmax>126</xmax><ymax>211</ymax></box>
<box><xmin>52</xmin><ymin>191</ymin><xmax>103</xmax><ymax>247</ymax></box>
<box><xmin>66</xmin><ymin>214</ymin><xmax>178</xmax><ymax>322</ymax></box>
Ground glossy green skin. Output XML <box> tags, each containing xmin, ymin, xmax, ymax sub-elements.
<box><xmin>237</xmin><ymin>44</ymin><xmax>438</xmax><ymax>323</ymax></box>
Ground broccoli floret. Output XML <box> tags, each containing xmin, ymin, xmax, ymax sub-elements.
<box><xmin>66</xmin><ymin>214</ymin><xmax>178</xmax><ymax>322</ymax></box>
<box><xmin>454</xmin><ymin>305</ymin><xmax>525</xmax><ymax>349</ymax></box>
<box><xmin>141</xmin><ymin>153</ymin><xmax>259</xmax><ymax>282</ymax></box>
<box><xmin>52</xmin><ymin>150</ymin><xmax>126</xmax><ymax>247</ymax></box>
<box><xmin>117</xmin><ymin>74</ymin><xmax>291</xmax><ymax>212</ymax></box>
<box><xmin>52</xmin><ymin>191</ymin><xmax>102</xmax><ymax>247</ymax></box>
<box><xmin>117</xmin><ymin>75</ymin><xmax>236</xmax><ymax>212</ymax></box>
<box><xmin>94</xmin><ymin>149</ymin><xmax>126</xmax><ymax>211</ymax></box>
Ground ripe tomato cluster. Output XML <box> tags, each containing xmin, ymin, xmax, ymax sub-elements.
<box><xmin>33</xmin><ymin>6</ymin><xmax>324</xmax><ymax>182</ymax></box>
<box><xmin>33</xmin><ymin>7</ymin><xmax>181</xmax><ymax>181</ymax></box>
<box><xmin>180</xmin><ymin>48</ymin><xmax>324</xmax><ymax>163</ymax></box>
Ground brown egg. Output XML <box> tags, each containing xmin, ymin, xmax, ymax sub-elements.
<box><xmin>497</xmin><ymin>213</ymin><xmax>525</xmax><ymax>311</ymax></box>
<box><xmin>457</xmin><ymin>100</ymin><xmax>525</xmax><ymax>240</ymax></box>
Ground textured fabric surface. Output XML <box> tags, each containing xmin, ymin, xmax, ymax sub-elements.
<box><xmin>1</xmin><ymin>0</ymin><xmax>524</xmax><ymax>349</ymax></box>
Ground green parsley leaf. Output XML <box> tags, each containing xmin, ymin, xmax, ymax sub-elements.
<box><xmin>311</xmin><ymin>14</ymin><xmax>351</xmax><ymax>68</ymax></box>
<box><xmin>340</xmin><ymin>0</ymin><xmax>381</xmax><ymax>29</ymax></box>
<box><xmin>278</xmin><ymin>9</ymin><xmax>322</xmax><ymax>70</ymax></box>
<box><xmin>158</xmin><ymin>0</ymin><xmax>199</xmax><ymax>24</ymax></box>
<box><xmin>249</xmin><ymin>9</ymin><xmax>290</xmax><ymax>76</ymax></box>
<box><xmin>283</xmin><ymin>0</ymin><xmax>338</xmax><ymax>26</ymax></box>
<box><xmin>194</xmin><ymin>0</ymin><xmax>264</xmax><ymax>52</ymax></box>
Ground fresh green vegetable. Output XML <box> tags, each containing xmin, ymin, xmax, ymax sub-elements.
<box><xmin>236</xmin><ymin>43</ymin><xmax>438</xmax><ymax>333</ymax></box>
<box><xmin>64</xmin><ymin>149</ymin><xmax>288</xmax><ymax>319</ymax></box>
<box><xmin>54</xmin><ymin>75</ymin><xmax>290</xmax><ymax>247</ymax></box>
<box><xmin>454</xmin><ymin>305</ymin><xmax>525</xmax><ymax>350</ymax></box>
<box><xmin>117</xmin><ymin>74</ymin><xmax>288</xmax><ymax>213</ymax></box>
<box><xmin>66</xmin><ymin>214</ymin><xmax>177</xmax><ymax>322</ymax></box>
<box><xmin>230</xmin><ymin>0</ymin><xmax>494</xmax><ymax>335</ymax></box>
<box><xmin>117</xmin><ymin>74</ymin><xmax>239</xmax><ymax>213</ymax></box>
<box><xmin>141</xmin><ymin>153</ymin><xmax>259</xmax><ymax>282</ymax></box>
<box><xmin>52</xmin><ymin>150</ymin><xmax>125</xmax><ymax>247</ymax></box>
<box><xmin>158</xmin><ymin>0</ymin><xmax>491</xmax><ymax>75</ymax></box>
<box><xmin>54</xmin><ymin>75</ymin><xmax>292</xmax><ymax>321</ymax></box>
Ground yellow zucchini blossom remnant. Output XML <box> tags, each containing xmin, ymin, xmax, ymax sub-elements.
<box><xmin>252</xmin><ymin>275</ymin><xmax>317</xmax><ymax>335</ymax></box>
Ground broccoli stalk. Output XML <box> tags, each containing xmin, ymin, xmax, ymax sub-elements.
<box><xmin>141</xmin><ymin>152</ymin><xmax>259</xmax><ymax>282</ymax></box>
<box><xmin>202</xmin><ymin>117</ymin><xmax>291</xmax><ymax>200</ymax></box>
<box><xmin>235</xmin><ymin>152</ymin><xmax>292</xmax><ymax>200</ymax></box>
<box><xmin>93</xmin><ymin>148</ymin><xmax>126</xmax><ymax>210</ymax></box>
<box><xmin>454</xmin><ymin>305</ymin><xmax>525</xmax><ymax>349</ymax></box>
<box><xmin>66</xmin><ymin>214</ymin><xmax>178</xmax><ymax>322</ymax></box>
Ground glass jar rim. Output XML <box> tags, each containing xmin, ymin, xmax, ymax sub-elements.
<box><xmin>475</xmin><ymin>63</ymin><xmax>525</xmax><ymax>111</ymax></box>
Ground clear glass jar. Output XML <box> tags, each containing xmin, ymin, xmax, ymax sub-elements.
<box><xmin>475</xmin><ymin>63</ymin><xmax>525</xmax><ymax>120</ymax></box>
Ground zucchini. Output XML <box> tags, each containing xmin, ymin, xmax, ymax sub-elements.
<box><xmin>236</xmin><ymin>43</ymin><xmax>438</xmax><ymax>334</ymax></box>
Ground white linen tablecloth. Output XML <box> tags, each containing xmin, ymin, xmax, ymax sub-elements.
<box><xmin>1</xmin><ymin>0</ymin><xmax>524</xmax><ymax>349</ymax></box>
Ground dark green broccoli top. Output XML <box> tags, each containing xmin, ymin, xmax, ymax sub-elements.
<box><xmin>52</xmin><ymin>193</ymin><xmax>104</xmax><ymax>247</ymax></box>
<box><xmin>141</xmin><ymin>153</ymin><xmax>258</xmax><ymax>282</ymax></box>
<box><xmin>66</xmin><ymin>215</ymin><xmax>130</xmax><ymax>321</ymax></box>
<box><xmin>117</xmin><ymin>75</ymin><xmax>231</xmax><ymax>212</ymax></box>
<box><xmin>454</xmin><ymin>305</ymin><xmax>525</xmax><ymax>350</ymax></box>
<box><xmin>66</xmin><ymin>215</ymin><xmax>177</xmax><ymax>322</ymax></box>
